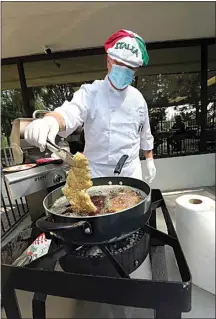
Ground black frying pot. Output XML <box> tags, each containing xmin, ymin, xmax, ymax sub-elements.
<box><xmin>36</xmin><ymin>155</ymin><xmax>152</xmax><ymax>244</ymax></box>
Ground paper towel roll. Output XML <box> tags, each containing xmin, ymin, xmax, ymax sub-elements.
<box><xmin>176</xmin><ymin>194</ymin><xmax>215</xmax><ymax>295</ymax></box>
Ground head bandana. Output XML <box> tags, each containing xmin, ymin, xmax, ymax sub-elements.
<box><xmin>104</xmin><ymin>29</ymin><xmax>149</xmax><ymax>68</ymax></box>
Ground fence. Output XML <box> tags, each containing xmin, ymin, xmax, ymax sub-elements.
<box><xmin>152</xmin><ymin>122</ymin><xmax>216</xmax><ymax>158</ymax></box>
<box><xmin>1</xmin><ymin>148</ymin><xmax>29</xmax><ymax>240</ymax></box>
<box><xmin>1</xmin><ymin>179</ymin><xmax>29</xmax><ymax>240</ymax></box>
<box><xmin>148</xmin><ymin>101</ymin><xmax>216</xmax><ymax>158</ymax></box>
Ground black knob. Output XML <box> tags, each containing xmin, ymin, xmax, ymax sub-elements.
<box><xmin>53</xmin><ymin>175</ymin><xmax>62</xmax><ymax>184</ymax></box>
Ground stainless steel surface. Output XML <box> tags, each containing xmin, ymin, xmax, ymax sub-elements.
<box><xmin>4</xmin><ymin>164</ymin><xmax>68</xmax><ymax>199</ymax></box>
<box><xmin>46</xmin><ymin>141</ymin><xmax>75</xmax><ymax>166</ymax></box>
<box><xmin>10</xmin><ymin>118</ymin><xmax>33</xmax><ymax>164</ymax></box>
<box><xmin>27</xmin><ymin>189</ymin><xmax>48</xmax><ymax>222</ymax></box>
<box><xmin>9</xmin><ymin>116</ymin><xmax>57</xmax><ymax>165</ymax></box>
<box><xmin>10</xmin><ymin>117</ymin><xmax>40</xmax><ymax>164</ymax></box>
<box><xmin>10</xmin><ymin>118</ymin><xmax>33</xmax><ymax>140</ymax></box>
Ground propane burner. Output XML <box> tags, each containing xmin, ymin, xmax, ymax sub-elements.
<box><xmin>70</xmin><ymin>228</ymin><xmax>145</xmax><ymax>259</ymax></box>
<box><xmin>58</xmin><ymin>227</ymin><xmax>150</xmax><ymax>276</ymax></box>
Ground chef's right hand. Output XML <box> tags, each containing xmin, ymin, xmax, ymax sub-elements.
<box><xmin>24</xmin><ymin>116</ymin><xmax>59</xmax><ymax>152</ymax></box>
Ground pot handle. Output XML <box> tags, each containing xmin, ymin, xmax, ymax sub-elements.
<box><xmin>114</xmin><ymin>154</ymin><xmax>129</xmax><ymax>176</ymax></box>
<box><xmin>151</xmin><ymin>189</ymin><xmax>163</xmax><ymax>210</ymax></box>
<box><xmin>36</xmin><ymin>216</ymin><xmax>86</xmax><ymax>232</ymax></box>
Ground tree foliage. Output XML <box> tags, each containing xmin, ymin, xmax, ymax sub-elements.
<box><xmin>31</xmin><ymin>83</ymin><xmax>75</xmax><ymax>111</ymax></box>
<box><xmin>138</xmin><ymin>72</ymin><xmax>202</xmax><ymax>123</ymax></box>
<box><xmin>1</xmin><ymin>72</ymin><xmax>215</xmax><ymax>143</ymax></box>
<box><xmin>1</xmin><ymin>90</ymin><xmax>23</xmax><ymax>138</ymax></box>
<box><xmin>1</xmin><ymin>84</ymin><xmax>76</xmax><ymax>136</ymax></box>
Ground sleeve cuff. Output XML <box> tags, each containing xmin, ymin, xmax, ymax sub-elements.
<box><xmin>140</xmin><ymin>136</ymin><xmax>154</xmax><ymax>150</ymax></box>
<box><xmin>54</xmin><ymin>108</ymin><xmax>73</xmax><ymax>137</ymax></box>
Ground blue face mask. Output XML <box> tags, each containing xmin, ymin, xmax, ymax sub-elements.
<box><xmin>108</xmin><ymin>64</ymin><xmax>135</xmax><ymax>90</ymax></box>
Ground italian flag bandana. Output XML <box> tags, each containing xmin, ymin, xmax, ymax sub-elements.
<box><xmin>104</xmin><ymin>29</ymin><xmax>149</xmax><ymax>68</ymax></box>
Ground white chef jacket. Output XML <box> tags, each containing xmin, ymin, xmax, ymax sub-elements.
<box><xmin>55</xmin><ymin>77</ymin><xmax>153</xmax><ymax>317</ymax></box>
<box><xmin>55</xmin><ymin>76</ymin><xmax>154</xmax><ymax>179</ymax></box>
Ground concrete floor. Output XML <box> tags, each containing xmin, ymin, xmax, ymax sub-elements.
<box><xmin>2</xmin><ymin>186</ymin><xmax>215</xmax><ymax>318</ymax></box>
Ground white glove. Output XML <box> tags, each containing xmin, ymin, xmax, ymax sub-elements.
<box><xmin>145</xmin><ymin>158</ymin><xmax>156</xmax><ymax>184</ymax></box>
<box><xmin>24</xmin><ymin>116</ymin><xmax>59</xmax><ymax>152</ymax></box>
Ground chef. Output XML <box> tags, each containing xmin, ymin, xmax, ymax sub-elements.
<box><xmin>25</xmin><ymin>29</ymin><xmax>156</xmax><ymax>183</ymax></box>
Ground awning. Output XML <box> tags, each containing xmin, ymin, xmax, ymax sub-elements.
<box><xmin>2</xmin><ymin>1</ymin><xmax>215</xmax><ymax>59</ymax></box>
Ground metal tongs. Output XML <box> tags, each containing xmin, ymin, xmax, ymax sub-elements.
<box><xmin>46</xmin><ymin>140</ymin><xmax>75</xmax><ymax>167</ymax></box>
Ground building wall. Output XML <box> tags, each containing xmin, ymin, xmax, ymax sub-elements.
<box><xmin>141</xmin><ymin>153</ymin><xmax>215</xmax><ymax>191</ymax></box>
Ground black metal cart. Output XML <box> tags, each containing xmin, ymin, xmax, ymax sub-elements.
<box><xmin>1</xmin><ymin>189</ymin><xmax>192</xmax><ymax>319</ymax></box>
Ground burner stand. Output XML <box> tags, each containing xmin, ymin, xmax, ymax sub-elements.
<box><xmin>2</xmin><ymin>189</ymin><xmax>192</xmax><ymax>319</ymax></box>
<box><xmin>58</xmin><ymin>228</ymin><xmax>150</xmax><ymax>277</ymax></box>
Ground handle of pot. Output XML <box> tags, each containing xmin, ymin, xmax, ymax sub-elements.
<box><xmin>114</xmin><ymin>155</ymin><xmax>129</xmax><ymax>175</ymax></box>
<box><xmin>151</xmin><ymin>189</ymin><xmax>164</xmax><ymax>211</ymax></box>
<box><xmin>36</xmin><ymin>216</ymin><xmax>86</xmax><ymax>232</ymax></box>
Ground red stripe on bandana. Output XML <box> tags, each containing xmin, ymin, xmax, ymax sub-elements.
<box><xmin>104</xmin><ymin>29</ymin><xmax>134</xmax><ymax>52</ymax></box>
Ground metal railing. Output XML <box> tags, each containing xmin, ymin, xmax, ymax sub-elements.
<box><xmin>1</xmin><ymin>147</ymin><xmax>15</xmax><ymax>167</ymax></box>
<box><xmin>148</xmin><ymin>101</ymin><xmax>216</xmax><ymax>158</ymax></box>
<box><xmin>1</xmin><ymin>148</ymin><xmax>29</xmax><ymax>240</ymax></box>
<box><xmin>1</xmin><ymin>179</ymin><xmax>29</xmax><ymax>240</ymax></box>
<box><xmin>152</xmin><ymin>122</ymin><xmax>216</xmax><ymax>158</ymax></box>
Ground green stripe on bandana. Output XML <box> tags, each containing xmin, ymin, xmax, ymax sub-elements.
<box><xmin>135</xmin><ymin>37</ymin><xmax>149</xmax><ymax>66</ymax></box>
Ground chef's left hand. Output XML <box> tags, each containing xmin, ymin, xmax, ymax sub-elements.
<box><xmin>145</xmin><ymin>158</ymin><xmax>156</xmax><ymax>184</ymax></box>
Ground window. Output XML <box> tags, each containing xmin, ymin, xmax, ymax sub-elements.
<box><xmin>1</xmin><ymin>89</ymin><xmax>23</xmax><ymax>147</ymax></box>
<box><xmin>137</xmin><ymin>72</ymin><xmax>202</xmax><ymax>157</ymax></box>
